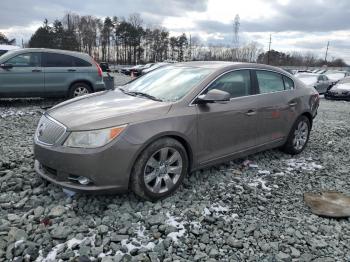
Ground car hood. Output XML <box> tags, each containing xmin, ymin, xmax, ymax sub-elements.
<box><xmin>331</xmin><ymin>83</ymin><xmax>350</xmax><ymax>93</ymax></box>
<box><xmin>47</xmin><ymin>90</ymin><xmax>172</xmax><ymax>130</ymax></box>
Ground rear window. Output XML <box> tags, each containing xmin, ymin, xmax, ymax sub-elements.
<box><xmin>43</xmin><ymin>53</ymin><xmax>91</xmax><ymax>67</ymax></box>
<box><xmin>256</xmin><ymin>71</ymin><xmax>285</xmax><ymax>94</ymax></box>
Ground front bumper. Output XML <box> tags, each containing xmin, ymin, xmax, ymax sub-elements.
<box><xmin>325</xmin><ymin>92</ymin><xmax>350</xmax><ymax>101</ymax></box>
<box><xmin>34</xmin><ymin>137</ymin><xmax>141</xmax><ymax>194</ymax></box>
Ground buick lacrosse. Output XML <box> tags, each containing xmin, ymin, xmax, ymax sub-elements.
<box><xmin>34</xmin><ymin>62</ymin><xmax>319</xmax><ymax>200</ymax></box>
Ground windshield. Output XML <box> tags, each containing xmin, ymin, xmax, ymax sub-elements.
<box><xmin>297</xmin><ymin>75</ymin><xmax>318</xmax><ymax>85</ymax></box>
<box><xmin>121</xmin><ymin>66</ymin><xmax>213</xmax><ymax>102</ymax></box>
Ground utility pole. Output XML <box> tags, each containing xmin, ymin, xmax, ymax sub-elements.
<box><xmin>267</xmin><ymin>34</ymin><xmax>272</xmax><ymax>65</ymax></box>
<box><xmin>324</xmin><ymin>41</ymin><xmax>329</xmax><ymax>63</ymax></box>
<box><xmin>189</xmin><ymin>34</ymin><xmax>192</xmax><ymax>61</ymax></box>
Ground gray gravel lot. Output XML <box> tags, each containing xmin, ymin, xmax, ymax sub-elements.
<box><xmin>0</xmin><ymin>84</ymin><xmax>350</xmax><ymax>261</ymax></box>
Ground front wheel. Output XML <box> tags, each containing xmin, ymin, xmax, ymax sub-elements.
<box><xmin>282</xmin><ymin>115</ymin><xmax>311</xmax><ymax>155</ymax></box>
<box><xmin>130</xmin><ymin>138</ymin><xmax>188</xmax><ymax>201</ymax></box>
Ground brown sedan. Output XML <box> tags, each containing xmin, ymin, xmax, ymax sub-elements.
<box><xmin>34</xmin><ymin>62</ymin><xmax>320</xmax><ymax>200</ymax></box>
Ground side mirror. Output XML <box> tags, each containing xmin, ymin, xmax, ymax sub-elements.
<box><xmin>0</xmin><ymin>63</ymin><xmax>13</xmax><ymax>70</ymax></box>
<box><xmin>196</xmin><ymin>89</ymin><xmax>231</xmax><ymax>104</ymax></box>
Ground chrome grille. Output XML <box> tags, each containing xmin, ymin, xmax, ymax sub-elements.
<box><xmin>35</xmin><ymin>115</ymin><xmax>66</xmax><ymax>145</ymax></box>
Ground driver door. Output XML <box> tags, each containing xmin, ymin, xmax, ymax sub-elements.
<box><xmin>0</xmin><ymin>52</ymin><xmax>44</xmax><ymax>97</ymax></box>
<box><xmin>195</xmin><ymin>70</ymin><xmax>259</xmax><ymax>164</ymax></box>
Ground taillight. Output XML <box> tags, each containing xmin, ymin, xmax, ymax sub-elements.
<box><xmin>93</xmin><ymin>60</ymin><xmax>103</xmax><ymax>78</ymax></box>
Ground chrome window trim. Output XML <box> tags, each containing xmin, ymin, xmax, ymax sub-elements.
<box><xmin>35</xmin><ymin>114</ymin><xmax>67</xmax><ymax>146</ymax></box>
<box><xmin>189</xmin><ymin>67</ymin><xmax>296</xmax><ymax>106</ymax></box>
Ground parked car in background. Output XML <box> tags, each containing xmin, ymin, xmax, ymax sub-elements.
<box><xmin>295</xmin><ymin>73</ymin><xmax>332</xmax><ymax>94</ymax></box>
<box><xmin>0</xmin><ymin>44</ymin><xmax>20</xmax><ymax>56</ymax></box>
<box><xmin>325</xmin><ymin>77</ymin><xmax>350</xmax><ymax>101</ymax></box>
<box><xmin>99</xmin><ymin>62</ymin><xmax>111</xmax><ymax>72</ymax></box>
<box><xmin>141</xmin><ymin>62</ymin><xmax>169</xmax><ymax>75</ymax></box>
<box><xmin>324</xmin><ymin>70</ymin><xmax>350</xmax><ymax>83</ymax></box>
<box><xmin>34</xmin><ymin>62</ymin><xmax>319</xmax><ymax>200</ymax></box>
<box><xmin>0</xmin><ymin>48</ymin><xmax>105</xmax><ymax>98</ymax></box>
<box><xmin>130</xmin><ymin>63</ymin><xmax>154</xmax><ymax>76</ymax></box>
<box><xmin>120</xmin><ymin>64</ymin><xmax>143</xmax><ymax>75</ymax></box>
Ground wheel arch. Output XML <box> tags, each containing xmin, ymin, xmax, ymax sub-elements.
<box><xmin>127</xmin><ymin>132</ymin><xmax>194</xmax><ymax>187</ymax></box>
<box><xmin>68</xmin><ymin>80</ymin><xmax>94</xmax><ymax>96</ymax></box>
<box><xmin>301</xmin><ymin>111</ymin><xmax>313</xmax><ymax>129</ymax></box>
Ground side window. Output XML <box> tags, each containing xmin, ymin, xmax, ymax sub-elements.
<box><xmin>72</xmin><ymin>57</ymin><xmax>91</xmax><ymax>67</ymax></box>
<box><xmin>44</xmin><ymin>53</ymin><xmax>73</xmax><ymax>67</ymax></box>
<box><xmin>283</xmin><ymin>76</ymin><xmax>294</xmax><ymax>90</ymax></box>
<box><xmin>323</xmin><ymin>75</ymin><xmax>329</xmax><ymax>81</ymax></box>
<box><xmin>257</xmin><ymin>71</ymin><xmax>284</xmax><ymax>94</ymax></box>
<box><xmin>6</xmin><ymin>53</ymin><xmax>41</xmax><ymax>67</ymax></box>
<box><xmin>206</xmin><ymin>70</ymin><xmax>251</xmax><ymax>98</ymax></box>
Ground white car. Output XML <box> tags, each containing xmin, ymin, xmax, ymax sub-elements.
<box><xmin>0</xmin><ymin>45</ymin><xmax>20</xmax><ymax>56</ymax></box>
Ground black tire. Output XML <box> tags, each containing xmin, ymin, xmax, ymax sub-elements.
<box><xmin>281</xmin><ymin>115</ymin><xmax>311</xmax><ymax>155</ymax></box>
<box><xmin>68</xmin><ymin>82</ymin><xmax>92</xmax><ymax>98</ymax></box>
<box><xmin>130</xmin><ymin>138</ymin><xmax>189</xmax><ymax>201</ymax></box>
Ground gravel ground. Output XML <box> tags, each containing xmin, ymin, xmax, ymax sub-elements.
<box><xmin>0</xmin><ymin>84</ymin><xmax>350</xmax><ymax>261</ymax></box>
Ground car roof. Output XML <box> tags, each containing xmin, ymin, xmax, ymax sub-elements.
<box><xmin>5</xmin><ymin>48</ymin><xmax>91</xmax><ymax>59</ymax></box>
<box><xmin>171</xmin><ymin>61</ymin><xmax>289</xmax><ymax>74</ymax></box>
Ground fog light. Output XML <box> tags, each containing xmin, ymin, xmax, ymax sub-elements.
<box><xmin>77</xmin><ymin>176</ymin><xmax>91</xmax><ymax>185</ymax></box>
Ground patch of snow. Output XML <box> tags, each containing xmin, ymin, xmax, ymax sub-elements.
<box><xmin>285</xmin><ymin>158</ymin><xmax>323</xmax><ymax>172</ymax></box>
<box><xmin>14</xmin><ymin>239</ymin><xmax>24</xmax><ymax>248</ymax></box>
<box><xmin>258</xmin><ymin>170</ymin><xmax>271</xmax><ymax>175</ymax></box>
<box><xmin>0</xmin><ymin>109</ymin><xmax>40</xmax><ymax>118</ymax></box>
<box><xmin>248</xmin><ymin>178</ymin><xmax>271</xmax><ymax>191</ymax></box>
<box><xmin>165</xmin><ymin>213</ymin><xmax>186</xmax><ymax>243</ymax></box>
<box><xmin>202</xmin><ymin>207</ymin><xmax>211</xmax><ymax>216</ymax></box>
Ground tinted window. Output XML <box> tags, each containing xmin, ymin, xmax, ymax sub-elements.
<box><xmin>283</xmin><ymin>76</ymin><xmax>294</xmax><ymax>90</ymax></box>
<box><xmin>73</xmin><ymin>57</ymin><xmax>91</xmax><ymax>67</ymax></box>
<box><xmin>6</xmin><ymin>53</ymin><xmax>41</xmax><ymax>67</ymax></box>
<box><xmin>206</xmin><ymin>70</ymin><xmax>251</xmax><ymax>98</ymax></box>
<box><xmin>44</xmin><ymin>53</ymin><xmax>73</xmax><ymax>67</ymax></box>
<box><xmin>0</xmin><ymin>50</ymin><xmax>8</xmax><ymax>56</ymax></box>
<box><xmin>257</xmin><ymin>71</ymin><xmax>284</xmax><ymax>94</ymax></box>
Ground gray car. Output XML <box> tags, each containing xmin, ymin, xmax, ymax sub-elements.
<box><xmin>0</xmin><ymin>48</ymin><xmax>106</xmax><ymax>98</ymax></box>
<box><xmin>295</xmin><ymin>73</ymin><xmax>332</xmax><ymax>94</ymax></box>
<box><xmin>34</xmin><ymin>62</ymin><xmax>319</xmax><ymax>200</ymax></box>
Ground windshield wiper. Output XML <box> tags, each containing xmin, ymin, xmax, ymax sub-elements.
<box><xmin>118</xmin><ymin>88</ymin><xmax>162</xmax><ymax>102</ymax></box>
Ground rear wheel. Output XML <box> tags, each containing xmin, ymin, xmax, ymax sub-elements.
<box><xmin>131</xmin><ymin>138</ymin><xmax>188</xmax><ymax>201</ymax></box>
<box><xmin>68</xmin><ymin>82</ymin><xmax>92</xmax><ymax>98</ymax></box>
<box><xmin>282</xmin><ymin>115</ymin><xmax>311</xmax><ymax>155</ymax></box>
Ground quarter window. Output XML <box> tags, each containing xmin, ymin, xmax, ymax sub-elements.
<box><xmin>257</xmin><ymin>71</ymin><xmax>285</xmax><ymax>94</ymax></box>
<box><xmin>6</xmin><ymin>53</ymin><xmax>41</xmax><ymax>67</ymax></box>
<box><xmin>283</xmin><ymin>76</ymin><xmax>294</xmax><ymax>90</ymax></box>
<box><xmin>206</xmin><ymin>70</ymin><xmax>251</xmax><ymax>98</ymax></box>
<box><xmin>43</xmin><ymin>53</ymin><xmax>91</xmax><ymax>67</ymax></box>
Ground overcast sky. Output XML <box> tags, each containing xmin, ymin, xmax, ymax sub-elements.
<box><xmin>1</xmin><ymin>0</ymin><xmax>350</xmax><ymax>63</ymax></box>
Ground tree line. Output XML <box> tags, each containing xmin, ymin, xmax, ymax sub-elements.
<box><xmin>1</xmin><ymin>12</ymin><xmax>348</xmax><ymax>67</ymax></box>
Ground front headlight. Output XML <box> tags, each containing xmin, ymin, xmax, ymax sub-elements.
<box><xmin>63</xmin><ymin>125</ymin><xmax>127</xmax><ymax>148</ymax></box>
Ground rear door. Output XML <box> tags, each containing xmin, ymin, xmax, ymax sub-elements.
<box><xmin>0</xmin><ymin>52</ymin><xmax>44</xmax><ymax>97</ymax></box>
<box><xmin>196</xmin><ymin>70</ymin><xmax>259</xmax><ymax>164</ymax></box>
<box><xmin>253</xmin><ymin>70</ymin><xmax>297</xmax><ymax>146</ymax></box>
<box><xmin>42</xmin><ymin>52</ymin><xmax>78</xmax><ymax>96</ymax></box>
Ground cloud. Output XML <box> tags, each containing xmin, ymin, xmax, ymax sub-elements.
<box><xmin>0</xmin><ymin>0</ymin><xmax>208</xmax><ymax>28</ymax></box>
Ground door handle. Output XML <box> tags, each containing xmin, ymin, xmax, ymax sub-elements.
<box><xmin>32</xmin><ymin>69</ymin><xmax>42</xmax><ymax>72</ymax></box>
<box><xmin>68</xmin><ymin>69</ymin><xmax>76</xmax><ymax>72</ymax></box>
<box><xmin>245</xmin><ymin>110</ymin><xmax>257</xmax><ymax>116</ymax></box>
<box><xmin>288</xmin><ymin>101</ymin><xmax>297</xmax><ymax>107</ymax></box>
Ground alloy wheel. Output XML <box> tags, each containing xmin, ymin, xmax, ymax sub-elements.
<box><xmin>143</xmin><ymin>147</ymin><xmax>183</xmax><ymax>194</ymax></box>
<box><xmin>293</xmin><ymin>120</ymin><xmax>309</xmax><ymax>151</ymax></box>
<box><xmin>73</xmin><ymin>86</ymin><xmax>90</xmax><ymax>97</ymax></box>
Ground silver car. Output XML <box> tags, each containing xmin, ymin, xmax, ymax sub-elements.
<box><xmin>295</xmin><ymin>73</ymin><xmax>332</xmax><ymax>94</ymax></box>
<box><xmin>34</xmin><ymin>62</ymin><xmax>319</xmax><ymax>200</ymax></box>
